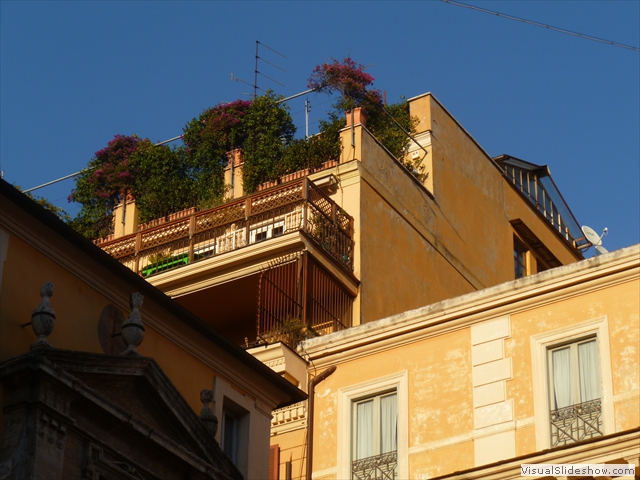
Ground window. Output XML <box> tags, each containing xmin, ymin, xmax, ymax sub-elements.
<box><xmin>337</xmin><ymin>372</ymin><xmax>407</xmax><ymax>480</ymax></box>
<box><xmin>530</xmin><ymin>317</ymin><xmax>614</xmax><ymax>451</ymax></box>
<box><xmin>219</xmin><ymin>399</ymin><xmax>249</xmax><ymax>476</ymax></box>
<box><xmin>222</xmin><ymin>409</ymin><xmax>239</xmax><ymax>464</ymax></box>
<box><xmin>548</xmin><ymin>337</ymin><xmax>603</xmax><ymax>447</ymax></box>
<box><xmin>514</xmin><ymin>236</ymin><xmax>528</xmax><ymax>279</ymax></box>
<box><xmin>250</xmin><ymin>220</ymin><xmax>285</xmax><ymax>244</ymax></box>
<box><xmin>352</xmin><ymin>391</ymin><xmax>398</xmax><ymax>480</ymax></box>
<box><xmin>217</xmin><ymin>227</ymin><xmax>245</xmax><ymax>253</ymax></box>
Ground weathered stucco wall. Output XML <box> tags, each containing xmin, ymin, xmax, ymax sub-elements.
<box><xmin>0</xmin><ymin>213</ymin><xmax>294</xmax><ymax>480</ymax></box>
<box><xmin>303</xmin><ymin>246</ymin><xmax>639</xmax><ymax>477</ymax></box>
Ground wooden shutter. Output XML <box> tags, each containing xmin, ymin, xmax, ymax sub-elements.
<box><xmin>269</xmin><ymin>444</ymin><xmax>280</xmax><ymax>480</ymax></box>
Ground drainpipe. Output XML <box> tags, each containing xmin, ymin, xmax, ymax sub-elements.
<box><xmin>306</xmin><ymin>365</ymin><xmax>337</xmax><ymax>480</ymax></box>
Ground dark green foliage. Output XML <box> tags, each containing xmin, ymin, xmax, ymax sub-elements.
<box><xmin>128</xmin><ymin>141</ymin><xmax>195</xmax><ymax>223</ymax></box>
<box><xmin>13</xmin><ymin>185</ymin><xmax>72</xmax><ymax>224</ymax></box>
<box><xmin>68</xmin><ymin>59</ymin><xmax>419</xmax><ymax>240</ymax></box>
<box><xmin>366</xmin><ymin>100</ymin><xmax>420</xmax><ymax>169</ymax></box>
<box><xmin>241</xmin><ymin>92</ymin><xmax>296</xmax><ymax>193</ymax></box>
<box><xmin>182</xmin><ymin>100</ymin><xmax>251</xmax><ymax>205</ymax></box>
<box><xmin>309</xmin><ymin>58</ymin><xmax>420</xmax><ymax>174</ymax></box>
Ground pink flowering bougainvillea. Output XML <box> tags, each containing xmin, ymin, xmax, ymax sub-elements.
<box><xmin>69</xmin><ymin>134</ymin><xmax>142</xmax><ymax>238</ymax></box>
<box><xmin>308</xmin><ymin>57</ymin><xmax>382</xmax><ymax>112</ymax></box>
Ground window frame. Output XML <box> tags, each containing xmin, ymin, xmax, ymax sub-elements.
<box><xmin>351</xmin><ymin>389</ymin><xmax>398</xmax><ymax>464</ymax></box>
<box><xmin>337</xmin><ymin>371</ymin><xmax>408</xmax><ymax>480</ymax></box>
<box><xmin>514</xmin><ymin>235</ymin><xmax>529</xmax><ymax>279</ymax></box>
<box><xmin>221</xmin><ymin>408</ymin><xmax>240</xmax><ymax>464</ymax></box>
<box><xmin>530</xmin><ymin>317</ymin><xmax>614</xmax><ymax>451</ymax></box>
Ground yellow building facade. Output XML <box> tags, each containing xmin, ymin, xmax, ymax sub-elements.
<box><xmin>98</xmin><ymin>92</ymin><xmax>585</xmax><ymax>343</ymax></box>
<box><xmin>0</xmin><ymin>180</ymin><xmax>306</xmax><ymax>479</ymax></box>
<box><xmin>280</xmin><ymin>245</ymin><xmax>639</xmax><ymax>479</ymax></box>
<box><xmin>87</xmin><ymin>90</ymin><xmax>635</xmax><ymax>479</ymax></box>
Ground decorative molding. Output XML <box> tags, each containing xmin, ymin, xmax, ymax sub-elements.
<box><xmin>614</xmin><ymin>388</ymin><xmax>640</xmax><ymax>404</ymax></box>
<box><xmin>271</xmin><ymin>401</ymin><xmax>307</xmax><ymax>435</ymax></box>
<box><xmin>302</xmin><ymin>247</ymin><xmax>639</xmax><ymax>368</ymax></box>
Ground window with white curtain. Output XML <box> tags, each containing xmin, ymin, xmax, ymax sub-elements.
<box><xmin>547</xmin><ymin>337</ymin><xmax>603</xmax><ymax>447</ymax></box>
<box><xmin>352</xmin><ymin>390</ymin><xmax>398</xmax><ymax>480</ymax></box>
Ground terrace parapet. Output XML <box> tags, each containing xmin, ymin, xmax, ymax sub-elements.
<box><xmin>96</xmin><ymin>178</ymin><xmax>355</xmax><ymax>277</ymax></box>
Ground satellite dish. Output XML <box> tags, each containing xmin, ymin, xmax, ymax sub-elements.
<box><xmin>581</xmin><ymin>225</ymin><xmax>602</xmax><ymax>246</ymax></box>
<box><xmin>581</xmin><ymin>225</ymin><xmax>609</xmax><ymax>255</ymax></box>
<box><xmin>595</xmin><ymin>245</ymin><xmax>609</xmax><ymax>256</ymax></box>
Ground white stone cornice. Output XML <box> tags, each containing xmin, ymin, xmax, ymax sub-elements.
<box><xmin>302</xmin><ymin>245</ymin><xmax>639</xmax><ymax>367</ymax></box>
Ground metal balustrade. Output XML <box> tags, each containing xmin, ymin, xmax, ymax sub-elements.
<box><xmin>97</xmin><ymin>178</ymin><xmax>355</xmax><ymax>276</ymax></box>
<box><xmin>550</xmin><ymin>398</ymin><xmax>603</xmax><ymax>447</ymax></box>
<box><xmin>500</xmin><ymin>162</ymin><xmax>586</xmax><ymax>249</ymax></box>
<box><xmin>352</xmin><ymin>451</ymin><xmax>398</xmax><ymax>480</ymax></box>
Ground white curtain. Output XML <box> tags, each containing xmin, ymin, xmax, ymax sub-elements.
<box><xmin>578</xmin><ymin>340</ymin><xmax>599</xmax><ymax>402</ymax></box>
<box><xmin>380</xmin><ymin>393</ymin><xmax>398</xmax><ymax>454</ymax></box>
<box><xmin>552</xmin><ymin>347</ymin><xmax>572</xmax><ymax>409</ymax></box>
<box><xmin>356</xmin><ymin>400</ymin><xmax>374</xmax><ymax>460</ymax></box>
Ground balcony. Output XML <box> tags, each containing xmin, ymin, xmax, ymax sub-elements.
<box><xmin>550</xmin><ymin>398</ymin><xmax>603</xmax><ymax>447</ymax></box>
<box><xmin>98</xmin><ymin>178</ymin><xmax>354</xmax><ymax>277</ymax></box>
<box><xmin>495</xmin><ymin>155</ymin><xmax>587</xmax><ymax>250</ymax></box>
<box><xmin>352</xmin><ymin>451</ymin><xmax>398</xmax><ymax>480</ymax></box>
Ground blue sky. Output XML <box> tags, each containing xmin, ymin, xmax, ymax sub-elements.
<box><xmin>1</xmin><ymin>1</ymin><xmax>638</xmax><ymax>254</ymax></box>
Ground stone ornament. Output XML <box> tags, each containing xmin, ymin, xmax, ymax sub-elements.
<box><xmin>31</xmin><ymin>282</ymin><xmax>56</xmax><ymax>350</ymax></box>
<box><xmin>120</xmin><ymin>293</ymin><xmax>145</xmax><ymax>356</ymax></box>
<box><xmin>199</xmin><ymin>389</ymin><xmax>218</xmax><ymax>438</ymax></box>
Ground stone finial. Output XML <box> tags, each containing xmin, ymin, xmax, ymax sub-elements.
<box><xmin>31</xmin><ymin>282</ymin><xmax>56</xmax><ymax>351</ymax></box>
<box><xmin>199</xmin><ymin>389</ymin><xmax>218</xmax><ymax>438</ymax></box>
<box><xmin>120</xmin><ymin>293</ymin><xmax>145</xmax><ymax>357</ymax></box>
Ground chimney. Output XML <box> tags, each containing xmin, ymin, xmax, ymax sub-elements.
<box><xmin>345</xmin><ymin>107</ymin><xmax>367</xmax><ymax>127</ymax></box>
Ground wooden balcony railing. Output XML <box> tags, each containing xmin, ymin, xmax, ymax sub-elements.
<box><xmin>97</xmin><ymin>178</ymin><xmax>354</xmax><ymax>276</ymax></box>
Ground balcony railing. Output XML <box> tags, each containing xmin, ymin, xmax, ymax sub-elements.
<box><xmin>98</xmin><ymin>178</ymin><xmax>354</xmax><ymax>276</ymax></box>
<box><xmin>502</xmin><ymin>165</ymin><xmax>570</xmax><ymax>239</ymax></box>
<box><xmin>352</xmin><ymin>451</ymin><xmax>397</xmax><ymax>480</ymax></box>
<box><xmin>550</xmin><ymin>398</ymin><xmax>603</xmax><ymax>447</ymax></box>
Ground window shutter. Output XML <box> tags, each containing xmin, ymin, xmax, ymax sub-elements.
<box><xmin>269</xmin><ymin>444</ymin><xmax>280</xmax><ymax>480</ymax></box>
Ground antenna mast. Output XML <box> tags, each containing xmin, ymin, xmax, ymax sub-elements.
<box><xmin>254</xmin><ymin>41</ymin><xmax>287</xmax><ymax>96</ymax></box>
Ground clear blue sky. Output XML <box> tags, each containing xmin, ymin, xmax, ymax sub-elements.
<box><xmin>1</xmin><ymin>1</ymin><xmax>638</xmax><ymax>254</ymax></box>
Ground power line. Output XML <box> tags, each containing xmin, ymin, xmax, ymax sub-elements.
<box><xmin>23</xmin><ymin>136</ymin><xmax>184</xmax><ymax>193</ymax></box>
<box><xmin>441</xmin><ymin>0</ymin><xmax>639</xmax><ymax>52</ymax></box>
<box><xmin>24</xmin><ymin>89</ymin><xmax>317</xmax><ymax>194</ymax></box>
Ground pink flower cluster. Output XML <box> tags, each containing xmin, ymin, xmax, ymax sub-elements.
<box><xmin>86</xmin><ymin>134</ymin><xmax>141</xmax><ymax>201</ymax></box>
<box><xmin>308</xmin><ymin>57</ymin><xmax>376</xmax><ymax>104</ymax></box>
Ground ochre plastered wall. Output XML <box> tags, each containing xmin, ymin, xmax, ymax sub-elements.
<box><xmin>506</xmin><ymin>276</ymin><xmax>640</xmax><ymax>447</ymax></box>
<box><xmin>308</xmin><ymin>328</ymin><xmax>474</xmax><ymax>477</ymax></box>
<box><xmin>303</xmin><ymin>248</ymin><xmax>638</xmax><ymax>477</ymax></box>
<box><xmin>330</xmin><ymin>94</ymin><xmax>583</xmax><ymax>325</ymax></box>
<box><xmin>0</xmin><ymin>231</ymin><xmax>254</xmax><ymax>415</ymax></box>
<box><xmin>413</xmin><ymin>95</ymin><xmax>580</xmax><ymax>283</ymax></box>
<box><xmin>0</xmin><ymin>234</ymin><xmax>108</xmax><ymax>358</ymax></box>
<box><xmin>271</xmin><ymin>428</ymin><xmax>307</xmax><ymax>480</ymax></box>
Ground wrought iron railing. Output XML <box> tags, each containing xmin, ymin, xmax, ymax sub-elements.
<box><xmin>97</xmin><ymin>178</ymin><xmax>354</xmax><ymax>275</ymax></box>
<box><xmin>352</xmin><ymin>451</ymin><xmax>397</xmax><ymax>480</ymax></box>
<box><xmin>550</xmin><ymin>398</ymin><xmax>603</xmax><ymax>447</ymax></box>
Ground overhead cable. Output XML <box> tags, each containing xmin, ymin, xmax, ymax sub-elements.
<box><xmin>441</xmin><ymin>0</ymin><xmax>639</xmax><ymax>52</ymax></box>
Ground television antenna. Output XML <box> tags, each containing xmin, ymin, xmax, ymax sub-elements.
<box><xmin>581</xmin><ymin>225</ymin><xmax>609</xmax><ymax>255</ymax></box>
